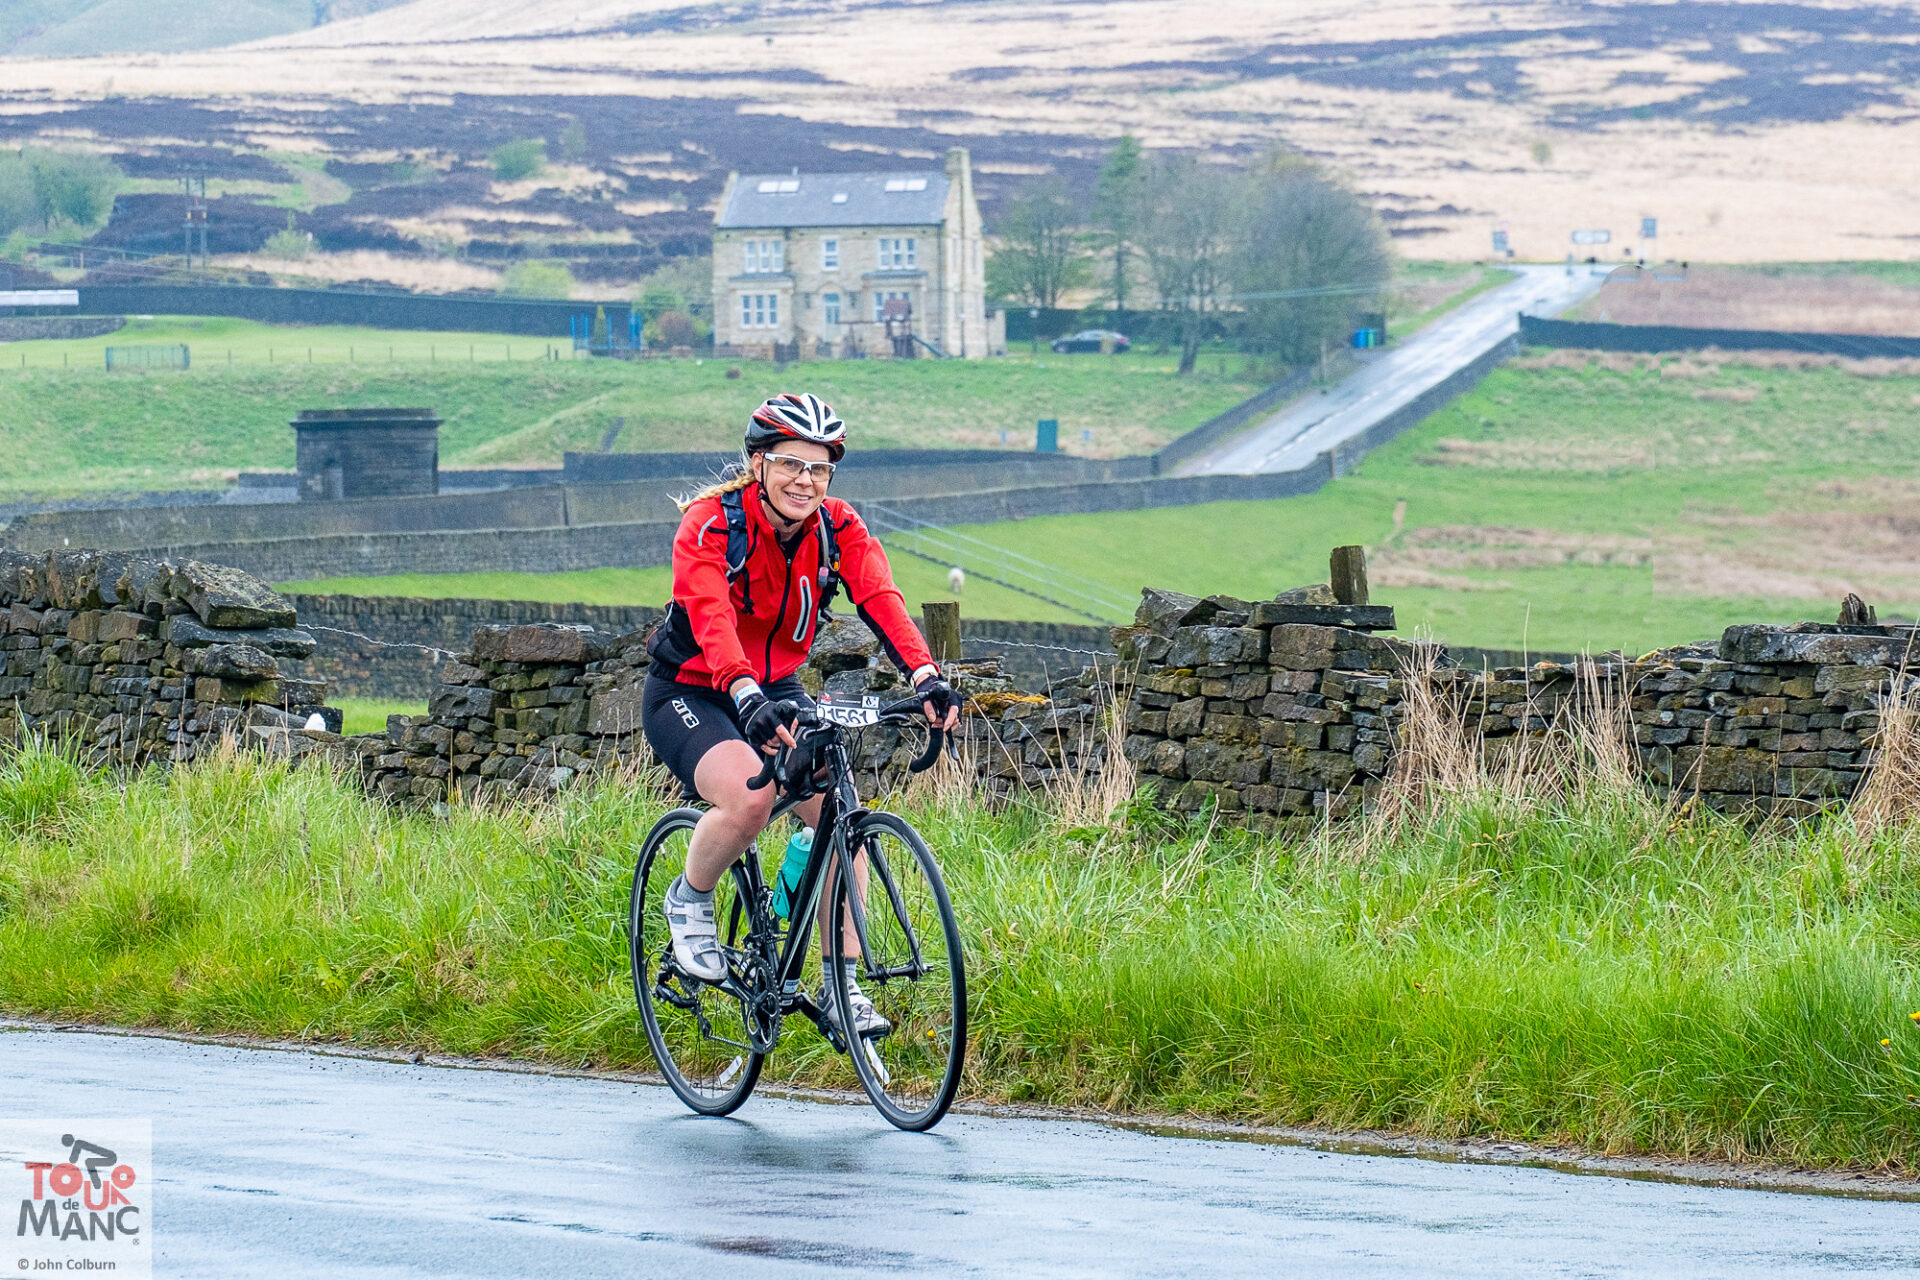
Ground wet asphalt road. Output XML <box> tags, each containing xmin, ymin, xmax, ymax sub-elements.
<box><xmin>4</xmin><ymin>1027</ymin><xmax>1917</xmax><ymax>1278</ymax></box>
<box><xmin>1182</xmin><ymin>264</ymin><xmax>1604</xmax><ymax>477</ymax></box>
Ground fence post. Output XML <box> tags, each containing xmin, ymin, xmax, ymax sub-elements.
<box><xmin>1330</xmin><ymin>545</ymin><xmax>1370</xmax><ymax>606</ymax></box>
<box><xmin>922</xmin><ymin>601</ymin><xmax>962</xmax><ymax>665</ymax></box>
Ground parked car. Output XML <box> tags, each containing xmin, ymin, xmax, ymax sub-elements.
<box><xmin>1049</xmin><ymin>329</ymin><xmax>1131</xmax><ymax>354</ymax></box>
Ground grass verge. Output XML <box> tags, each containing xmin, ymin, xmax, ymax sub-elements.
<box><xmin>3</xmin><ymin>741</ymin><xmax>1918</xmax><ymax>1171</ymax></box>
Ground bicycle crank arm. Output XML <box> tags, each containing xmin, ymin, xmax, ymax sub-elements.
<box><xmin>791</xmin><ymin>992</ymin><xmax>849</xmax><ymax>1055</ymax></box>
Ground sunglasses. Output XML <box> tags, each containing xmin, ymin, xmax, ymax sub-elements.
<box><xmin>761</xmin><ymin>453</ymin><xmax>837</xmax><ymax>483</ymax></box>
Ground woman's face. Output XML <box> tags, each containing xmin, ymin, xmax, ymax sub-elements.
<box><xmin>754</xmin><ymin>439</ymin><xmax>834</xmax><ymax>524</ymax></box>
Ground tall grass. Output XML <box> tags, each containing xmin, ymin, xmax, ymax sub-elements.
<box><xmin>3</xmin><ymin>741</ymin><xmax>1920</xmax><ymax>1170</ymax></box>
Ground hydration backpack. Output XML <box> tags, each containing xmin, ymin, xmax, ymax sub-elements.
<box><xmin>718</xmin><ymin>485</ymin><xmax>843</xmax><ymax>621</ymax></box>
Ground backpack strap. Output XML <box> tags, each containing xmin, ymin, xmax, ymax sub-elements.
<box><xmin>719</xmin><ymin>486</ymin><xmax>754</xmax><ymax>614</ymax></box>
<box><xmin>815</xmin><ymin>508</ymin><xmax>844</xmax><ymax>620</ymax></box>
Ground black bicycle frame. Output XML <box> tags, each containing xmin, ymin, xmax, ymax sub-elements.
<box><xmin>743</xmin><ymin>724</ymin><xmax>929</xmax><ymax>1029</ymax></box>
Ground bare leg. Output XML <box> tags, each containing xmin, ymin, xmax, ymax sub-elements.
<box><xmin>817</xmin><ymin>839</ymin><xmax>869</xmax><ymax>964</ymax></box>
<box><xmin>685</xmin><ymin>740</ymin><xmax>823</xmax><ymax>891</ymax></box>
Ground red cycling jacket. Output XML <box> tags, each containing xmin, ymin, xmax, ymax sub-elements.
<box><xmin>647</xmin><ymin>481</ymin><xmax>934</xmax><ymax>693</ymax></box>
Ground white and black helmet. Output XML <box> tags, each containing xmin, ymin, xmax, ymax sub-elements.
<box><xmin>747</xmin><ymin>392</ymin><xmax>846</xmax><ymax>462</ymax></box>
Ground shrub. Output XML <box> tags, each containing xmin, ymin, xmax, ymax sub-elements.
<box><xmin>263</xmin><ymin>211</ymin><xmax>314</xmax><ymax>261</ymax></box>
<box><xmin>649</xmin><ymin>309</ymin><xmax>697</xmax><ymax>348</ymax></box>
<box><xmin>498</xmin><ymin>259</ymin><xmax>574</xmax><ymax>299</ymax></box>
<box><xmin>491</xmin><ymin>138</ymin><xmax>547</xmax><ymax>183</ymax></box>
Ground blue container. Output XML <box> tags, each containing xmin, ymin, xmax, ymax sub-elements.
<box><xmin>772</xmin><ymin>827</ymin><xmax>813</xmax><ymax>920</ymax></box>
<box><xmin>1035</xmin><ymin>418</ymin><xmax>1058</xmax><ymax>453</ymax></box>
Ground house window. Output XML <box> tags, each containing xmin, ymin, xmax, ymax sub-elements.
<box><xmin>877</xmin><ymin>237</ymin><xmax>917</xmax><ymax>269</ymax></box>
<box><xmin>743</xmin><ymin>240</ymin><xmax>784</xmax><ymax>273</ymax></box>
<box><xmin>823</xmin><ymin>292</ymin><xmax>841</xmax><ymax>325</ymax></box>
<box><xmin>883</xmin><ymin>177</ymin><xmax>928</xmax><ymax>192</ymax></box>
<box><xmin>822</xmin><ymin>238</ymin><xmax>838</xmax><ymax>270</ymax></box>
<box><xmin>739</xmin><ymin>292</ymin><xmax>779</xmax><ymax>329</ymax></box>
<box><xmin>873</xmin><ymin>290</ymin><xmax>911</xmax><ymax>322</ymax></box>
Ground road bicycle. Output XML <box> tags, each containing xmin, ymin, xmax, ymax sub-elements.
<box><xmin>628</xmin><ymin>691</ymin><xmax>967</xmax><ymax>1131</ymax></box>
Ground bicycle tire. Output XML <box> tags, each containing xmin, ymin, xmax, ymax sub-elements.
<box><xmin>829</xmin><ymin>811</ymin><xmax>967</xmax><ymax>1131</ymax></box>
<box><xmin>630</xmin><ymin>806</ymin><xmax>766</xmax><ymax>1116</ymax></box>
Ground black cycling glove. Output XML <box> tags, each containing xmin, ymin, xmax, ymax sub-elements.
<box><xmin>736</xmin><ymin>689</ymin><xmax>799</xmax><ymax>753</ymax></box>
<box><xmin>915</xmin><ymin>672</ymin><xmax>958</xmax><ymax>720</ymax></box>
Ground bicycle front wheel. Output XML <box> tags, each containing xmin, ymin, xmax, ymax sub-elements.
<box><xmin>830</xmin><ymin>811</ymin><xmax>967</xmax><ymax>1131</ymax></box>
<box><xmin>630</xmin><ymin>807</ymin><xmax>765</xmax><ymax>1116</ymax></box>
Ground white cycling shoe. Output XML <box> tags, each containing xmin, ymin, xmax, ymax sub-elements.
<box><xmin>819</xmin><ymin>968</ymin><xmax>892</xmax><ymax>1038</ymax></box>
<box><xmin>663</xmin><ymin>875</ymin><xmax>727</xmax><ymax>984</ymax></box>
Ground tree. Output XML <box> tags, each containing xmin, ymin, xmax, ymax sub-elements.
<box><xmin>1093</xmin><ymin>135</ymin><xmax>1144</xmax><ymax>317</ymax></box>
<box><xmin>499</xmin><ymin>259</ymin><xmax>574</xmax><ymax>298</ymax></box>
<box><xmin>1134</xmin><ymin>154</ymin><xmax>1243</xmax><ymax>374</ymax></box>
<box><xmin>985</xmin><ymin>181</ymin><xmax>1090</xmax><ymax>310</ymax></box>
<box><xmin>491</xmin><ymin>138</ymin><xmax>546</xmax><ymax>182</ymax></box>
<box><xmin>25</xmin><ymin>150</ymin><xmax>120</xmax><ymax>228</ymax></box>
<box><xmin>0</xmin><ymin>154</ymin><xmax>36</xmax><ymax>240</ymax></box>
<box><xmin>1233</xmin><ymin>159</ymin><xmax>1391</xmax><ymax>366</ymax></box>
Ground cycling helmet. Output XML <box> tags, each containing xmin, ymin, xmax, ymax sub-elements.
<box><xmin>746</xmin><ymin>392</ymin><xmax>846</xmax><ymax>463</ymax></box>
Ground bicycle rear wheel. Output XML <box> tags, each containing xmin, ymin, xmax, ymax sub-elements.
<box><xmin>630</xmin><ymin>807</ymin><xmax>765</xmax><ymax>1116</ymax></box>
<box><xmin>829</xmin><ymin>812</ymin><xmax>966</xmax><ymax>1131</ymax></box>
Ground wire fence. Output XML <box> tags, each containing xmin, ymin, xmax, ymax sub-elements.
<box><xmin>862</xmin><ymin>501</ymin><xmax>1135</xmax><ymax>625</ymax></box>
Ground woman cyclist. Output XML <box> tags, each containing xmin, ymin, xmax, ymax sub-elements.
<box><xmin>641</xmin><ymin>392</ymin><xmax>960</xmax><ymax>1037</ymax></box>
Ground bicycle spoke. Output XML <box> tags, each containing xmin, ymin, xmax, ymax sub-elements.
<box><xmin>833</xmin><ymin>813</ymin><xmax>966</xmax><ymax>1131</ymax></box>
<box><xmin>631</xmin><ymin>811</ymin><xmax>768</xmax><ymax>1114</ymax></box>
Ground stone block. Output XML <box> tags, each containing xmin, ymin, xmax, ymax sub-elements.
<box><xmin>1248</xmin><ymin>602</ymin><xmax>1397</xmax><ymax>631</ymax></box>
<box><xmin>97</xmin><ymin>611</ymin><xmax>154</xmax><ymax>644</ymax></box>
<box><xmin>1269</xmin><ymin>625</ymin><xmax>1338</xmax><ymax>672</ymax></box>
<box><xmin>585</xmin><ymin>684</ymin><xmax>646</xmax><ymax>736</ymax></box>
<box><xmin>67</xmin><ymin>611</ymin><xmax>104</xmax><ymax>644</ymax></box>
<box><xmin>171</xmin><ymin>560</ymin><xmax>297</xmax><ymax>629</ymax></box>
<box><xmin>7</xmin><ymin>604</ymin><xmax>42</xmax><ymax>635</ymax></box>
<box><xmin>188</xmin><ymin>644</ymin><xmax>279</xmax><ymax>681</ymax></box>
<box><xmin>1134</xmin><ymin>587</ymin><xmax>1211</xmax><ymax>635</ymax></box>
<box><xmin>1165</xmin><ymin>696</ymin><xmax>1206</xmax><ymax>738</ymax></box>
<box><xmin>430</xmin><ymin>685</ymin><xmax>500</xmax><ymax>720</ymax></box>
<box><xmin>1814</xmin><ymin>664</ymin><xmax>1889</xmax><ymax>696</ymax></box>
<box><xmin>437</xmin><ymin>660</ymin><xmax>486</xmax><ymax>686</ymax></box>
<box><xmin>1720</xmin><ymin>625</ymin><xmax>1917</xmax><ymax>669</ymax></box>
<box><xmin>809</xmin><ymin>615</ymin><xmax>880</xmax><ymax>672</ymax></box>
<box><xmin>469</xmin><ymin>624</ymin><xmax>607</xmax><ymax>667</ymax></box>
<box><xmin>162</xmin><ymin>615</ymin><xmax>315</xmax><ymax>659</ymax></box>
<box><xmin>1167</xmin><ymin>626</ymin><xmax>1266</xmax><ymax>668</ymax></box>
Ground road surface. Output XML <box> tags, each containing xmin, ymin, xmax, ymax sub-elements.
<box><xmin>1183</xmin><ymin>265</ymin><xmax>1604</xmax><ymax>476</ymax></box>
<box><xmin>4</xmin><ymin>1027</ymin><xmax>1916</xmax><ymax>1278</ymax></box>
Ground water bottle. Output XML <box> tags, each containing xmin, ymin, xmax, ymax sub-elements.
<box><xmin>772</xmin><ymin>827</ymin><xmax>813</xmax><ymax>921</ymax></box>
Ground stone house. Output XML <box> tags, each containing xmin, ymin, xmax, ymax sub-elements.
<box><xmin>710</xmin><ymin>147</ymin><xmax>1003</xmax><ymax>359</ymax></box>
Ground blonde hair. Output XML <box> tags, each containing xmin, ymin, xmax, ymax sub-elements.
<box><xmin>674</xmin><ymin>451</ymin><xmax>756</xmax><ymax>513</ymax></box>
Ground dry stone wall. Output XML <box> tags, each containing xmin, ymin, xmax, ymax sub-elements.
<box><xmin>1113</xmin><ymin>588</ymin><xmax>1920</xmax><ymax>829</ymax></box>
<box><xmin>0</xmin><ymin>550</ymin><xmax>342</xmax><ymax>769</ymax></box>
<box><xmin>1</xmin><ymin>548</ymin><xmax>1912</xmax><ymax>830</ymax></box>
<box><xmin>353</xmin><ymin>614</ymin><xmax>1114</xmax><ymax>807</ymax></box>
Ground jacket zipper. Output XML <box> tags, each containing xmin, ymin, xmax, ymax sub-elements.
<box><xmin>764</xmin><ymin>534</ymin><xmax>798</xmax><ymax>680</ymax></box>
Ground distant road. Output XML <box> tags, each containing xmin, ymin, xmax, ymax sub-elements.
<box><xmin>7</xmin><ymin>1027</ymin><xmax>1918</xmax><ymax>1278</ymax></box>
<box><xmin>1182</xmin><ymin>265</ymin><xmax>1605</xmax><ymax>476</ymax></box>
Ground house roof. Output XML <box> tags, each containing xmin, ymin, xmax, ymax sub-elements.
<box><xmin>716</xmin><ymin>169</ymin><xmax>951</xmax><ymax>229</ymax></box>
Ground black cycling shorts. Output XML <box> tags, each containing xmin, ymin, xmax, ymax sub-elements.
<box><xmin>640</xmin><ymin>672</ymin><xmax>813</xmax><ymax>800</ymax></box>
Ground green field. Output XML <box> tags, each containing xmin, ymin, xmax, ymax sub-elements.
<box><xmin>5</xmin><ymin>742</ymin><xmax>1920</xmax><ymax>1171</ymax></box>
<box><xmin>0</xmin><ymin>319</ymin><xmax>1260</xmax><ymax>495</ymax></box>
<box><xmin>289</xmin><ymin>351</ymin><xmax>1920</xmax><ymax>654</ymax></box>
